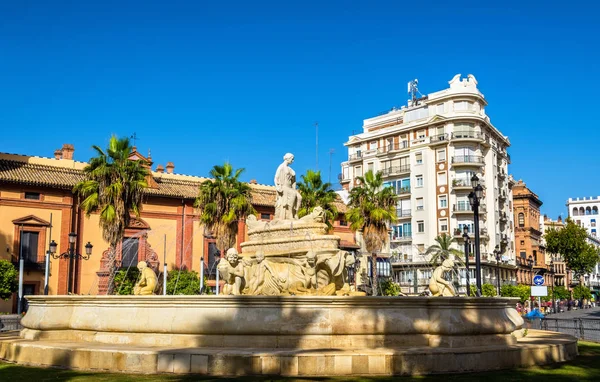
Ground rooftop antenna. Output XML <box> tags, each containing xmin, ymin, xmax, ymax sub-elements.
<box><xmin>131</xmin><ymin>132</ymin><xmax>139</xmax><ymax>147</ymax></box>
<box><xmin>328</xmin><ymin>148</ymin><xmax>335</xmax><ymax>184</ymax></box>
<box><xmin>407</xmin><ymin>79</ymin><xmax>422</xmax><ymax>106</ymax></box>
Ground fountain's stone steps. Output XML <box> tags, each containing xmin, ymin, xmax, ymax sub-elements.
<box><xmin>0</xmin><ymin>331</ymin><xmax>578</xmax><ymax>376</ymax></box>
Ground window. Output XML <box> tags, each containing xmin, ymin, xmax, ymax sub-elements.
<box><xmin>438</xmin><ymin>195</ymin><xmax>447</xmax><ymax>208</ymax></box>
<box><xmin>592</xmin><ymin>219</ymin><xmax>596</xmax><ymax>227</ymax></box>
<box><xmin>416</xmin><ymin>198</ymin><xmax>424</xmax><ymax>211</ymax></box>
<box><xmin>437</xmin><ymin>172</ymin><xmax>447</xmax><ymax>186</ymax></box>
<box><xmin>24</xmin><ymin>192</ymin><xmax>41</xmax><ymax>200</ymax></box>
<box><xmin>260</xmin><ymin>213</ymin><xmax>270</xmax><ymax>220</ymax></box>
<box><xmin>520</xmin><ymin>240</ymin><xmax>525</xmax><ymax>246</ymax></box>
<box><xmin>342</xmin><ymin>166</ymin><xmax>349</xmax><ymax>180</ymax></box>
<box><xmin>592</xmin><ymin>229</ymin><xmax>597</xmax><ymax>236</ymax></box>
<box><xmin>20</xmin><ymin>231</ymin><xmax>39</xmax><ymax>262</ymax></box>
<box><xmin>339</xmin><ymin>220</ymin><xmax>348</xmax><ymax>226</ymax></box>
<box><xmin>367</xmin><ymin>162</ymin><xmax>374</xmax><ymax>172</ymax></box>
<box><xmin>417</xmin><ymin>130</ymin><xmax>426</xmax><ymax>139</ymax></box>
<box><xmin>415</xmin><ymin>153</ymin><xmax>423</xmax><ymax>164</ymax></box>
<box><xmin>437</xmin><ymin>149</ymin><xmax>446</xmax><ymax>162</ymax></box>
<box><xmin>436</xmin><ymin>103</ymin><xmax>444</xmax><ymax>115</ymax></box>
<box><xmin>121</xmin><ymin>237</ymin><xmax>139</xmax><ymax>268</ymax></box>
<box><xmin>416</xmin><ymin>175</ymin><xmax>423</xmax><ymax>187</ymax></box>
<box><xmin>417</xmin><ymin>221</ymin><xmax>425</xmax><ymax>233</ymax></box>
<box><xmin>439</xmin><ymin>219</ymin><xmax>448</xmax><ymax>232</ymax></box>
<box><xmin>354</xmin><ymin>166</ymin><xmax>362</xmax><ymax>177</ymax></box>
<box><xmin>518</xmin><ymin>213</ymin><xmax>525</xmax><ymax>227</ymax></box>
<box><xmin>454</xmin><ymin>101</ymin><xmax>473</xmax><ymax>111</ymax></box>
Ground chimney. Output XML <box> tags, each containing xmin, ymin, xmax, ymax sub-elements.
<box><xmin>249</xmin><ymin>179</ymin><xmax>257</xmax><ymax>185</ymax></box>
<box><xmin>54</xmin><ymin>149</ymin><xmax>62</xmax><ymax>160</ymax></box>
<box><xmin>166</xmin><ymin>162</ymin><xmax>175</xmax><ymax>174</ymax></box>
<box><xmin>156</xmin><ymin>164</ymin><xmax>164</xmax><ymax>173</ymax></box>
<box><xmin>61</xmin><ymin>144</ymin><xmax>75</xmax><ymax>160</ymax></box>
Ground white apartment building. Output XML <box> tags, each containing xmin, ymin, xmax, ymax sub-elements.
<box><xmin>567</xmin><ymin>197</ymin><xmax>600</xmax><ymax>292</ymax></box>
<box><xmin>341</xmin><ymin>74</ymin><xmax>515</xmax><ymax>293</ymax></box>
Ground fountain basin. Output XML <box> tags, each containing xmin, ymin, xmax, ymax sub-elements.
<box><xmin>19</xmin><ymin>295</ymin><xmax>523</xmax><ymax>349</ymax></box>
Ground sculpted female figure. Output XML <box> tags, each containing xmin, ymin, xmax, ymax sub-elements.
<box><xmin>133</xmin><ymin>261</ymin><xmax>157</xmax><ymax>295</ymax></box>
<box><xmin>429</xmin><ymin>259</ymin><xmax>457</xmax><ymax>297</ymax></box>
<box><xmin>274</xmin><ymin>153</ymin><xmax>302</xmax><ymax>220</ymax></box>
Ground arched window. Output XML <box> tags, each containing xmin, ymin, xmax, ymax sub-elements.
<box><xmin>573</xmin><ymin>207</ymin><xmax>579</xmax><ymax>216</ymax></box>
<box><xmin>593</xmin><ymin>206</ymin><xmax>599</xmax><ymax>215</ymax></box>
<box><xmin>518</xmin><ymin>213</ymin><xmax>525</xmax><ymax>227</ymax></box>
<box><xmin>580</xmin><ymin>207</ymin><xmax>585</xmax><ymax>216</ymax></box>
<box><xmin>586</xmin><ymin>207</ymin><xmax>592</xmax><ymax>215</ymax></box>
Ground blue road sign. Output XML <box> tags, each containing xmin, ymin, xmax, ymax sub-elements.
<box><xmin>533</xmin><ymin>275</ymin><xmax>544</xmax><ymax>286</ymax></box>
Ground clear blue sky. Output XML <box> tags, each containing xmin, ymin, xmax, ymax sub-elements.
<box><xmin>1</xmin><ymin>1</ymin><xmax>598</xmax><ymax>218</ymax></box>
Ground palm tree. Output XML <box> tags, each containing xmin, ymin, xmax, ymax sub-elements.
<box><xmin>194</xmin><ymin>162</ymin><xmax>256</xmax><ymax>255</ymax></box>
<box><xmin>424</xmin><ymin>234</ymin><xmax>463</xmax><ymax>266</ymax></box>
<box><xmin>346</xmin><ymin>170</ymin><xmax>397</xmax><ymax>296</ymax></box>
<box><xmin>297</xmin><ymin>169</ymin><xmax>338</xmax><ymax>229</ymax></box>
<box><xmin>74</xmin><ymin>135</ymin><xmax>149</xmax><ymax>254</ymax></box>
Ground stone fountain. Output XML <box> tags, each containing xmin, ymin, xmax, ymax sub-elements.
<box><xmin>0</xmin><ymin>153</ymin><xmax>578</xmax><ymax>377</ymax></box>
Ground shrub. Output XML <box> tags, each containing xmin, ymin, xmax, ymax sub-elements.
<box><xmin>112</xmin><ymin>268</ymin><xmax>140</xmax><ymax>295</ymax></box>
<box><xmin>166</xmin><ymin>269</ymin><xmax>201</xmax><ymax>295</ymax></box>
<box><xmin>0</xmin><ymin>260</ymin><xmax>18</xmax><ymax>300</ymax></box>
<box><xmin>380</xmin><ymin>278</ymin><xmax>402</xmax><ymax>296</ymax></box>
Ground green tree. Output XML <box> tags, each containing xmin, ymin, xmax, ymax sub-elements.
<box><xmin>500</xmin><ymin>284</ymin><xmax>531</xmax><ymax>304</ymax></box>
<box><xmin>73</xmin><ymin>135</ymin><xmax>149</xmax><ymax>252</ymax></box>
<box><xmin>195</xmin><ymin>163</ymin><xmax>256</xmax><ymax>255</ymax></box>
<box><xmin>424</xmin><ymin>234</ymin><xmax>464</xmax><ymax>266</ymax></box>
<box><xmin>346</xmin><ymin>170</ymin><xmax>397</xmax><ymax>296</ymax></box>
<box><xmin>552</xmin><ymin>285</ymin><xmax>570</xmax><ymax>301</ymax></box>
<box><xmin>572</xmin><ymin>285</ymin><xmax>592</xmax><ymax>301</ymax></box>
<box><xmin>380</xmin><ymin>278</ymin><xmax>402</xmax><ymax>296</ymax></box>
<box><xmin>482</xmin><ymin>283</ymin><xmax>497</xmax><ymax>297</ymax></box>
<box><xmin>0</xmin><ymin>260</ymin><xmax>18</xmax><ymax>300</ymax></box>
<box><xmin>545</xmin><ymin>218</ymin><xmax>600</xmax><ymax>280</ymax></box>
<box><xmin>167</xmin><ymin>269</ymin><xmax>201</xmax><ymax>295</ymax></box>
<box><xmin>297</xmin><ymin>170</ymin><xmax>338</xmax><ymax>229</ymax></box>
<box><xmin>112</xmin><ymin>268</ymin><xmax>140</xmax><ymax>295</ymax></box>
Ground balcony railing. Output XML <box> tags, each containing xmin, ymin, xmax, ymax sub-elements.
<box><xmin>429</xmin><ymin>133</ymin><xmax>448</xmax><ymax>143</ymax></box>
<box><xmin>452</xmin><ymin>178</ymin><xmax>473</xmax><ymax>188</ymax></box>
<box><xmin>451</xmin><ymin>155</ymin><xmax>484</xmax><ymax>165</ymax></box>
<box><xmin>453</xmin><ymin>204</ymin><xmax>473</xmax><ymax>212</ymax></box>
<box><xmin>396</xmin><ymin>186</ymin><xmax>411</xmax><ymax>195</ymax></box>
<box><xmin>348</xmin><ymin>152</ymin><xmax>362</xmax><ymax>161</ymax></box>
<box><xmin>396</xmin><ymin>209</ymin><xmax>411</xmax><ymax>218</ymax></box>
<box><xmin>391</xmin><ymin>234</ymin><xmax>412</xmax><ymax>242</ymax></box>
<box><xmin>377</xmin><ymin>141</ymin><xmax>409</xmax><ymax>154</ymax></box>
<box><xmin>451</xmin><ymin>131</ymin><xmax>484</xmax><ymax>140</ymax></box>
<box><xmin>382</xmin><ymin>165</ymin><xmax>410</xmax><ymax>177</ymax></box>
<box><xmin>11</xmin><ymin>260</ymin><xmax>46</xmax><ymax>271</ymax></box>
<box><xmin>390</xmin><ymin>254</ymin><xmax>413</xmax><ymax>263</ymax></box>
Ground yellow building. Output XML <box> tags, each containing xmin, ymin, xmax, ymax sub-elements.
<box><xmin>0</xmin><ymin>145</ymin><xmax>353</xmax><ymax>313</ymax></box>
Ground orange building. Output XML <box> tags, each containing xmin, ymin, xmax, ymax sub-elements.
<box><xmin>0</xmin><ymin>145</ymin><xmax>354</xmax><ymax>313</ymax></box>
<box><xmin>512</xmin><ymin>180</ymin><xmax>547</xmax><ymax>286</ymax></box>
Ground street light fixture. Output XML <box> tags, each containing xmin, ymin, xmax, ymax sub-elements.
<box><xmin>49</xmin><ymin>233</ymin><xmax>93</xmax><ymax>294</ymax></box>
<box><xmin>493</xmin><ymin>245</ymin><xmax>501</xmax><ymax>296</ymax></box>
<box><xmin>549</xmin><ymin>259</ymin><xmax>556</xmax><ymax>314</ymax></box>
<box><xmin>462</xmin><ymin>225</ymin><xmax>471</xmax><ymax>296</ymax></box>
<box><xmin>468</xmin><ymin>173</ymin><xmax>484</xmax><ymax>297</ymax></box>
<box><xmin>527</xmin><ymin>255</ymin><xmax>534</xmax><ymax>285</ymax></box>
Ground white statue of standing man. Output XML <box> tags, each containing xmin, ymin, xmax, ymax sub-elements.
<box><xmin>274</xmin><ymin>153</ymin><xmax>302</xmax><ymax>220</ymax></box>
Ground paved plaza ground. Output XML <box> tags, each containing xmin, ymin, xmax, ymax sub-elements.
<box><xmin>547</xmin><ymin>306</ymin><xmax>600</xmax><ymax>320</ymax></box>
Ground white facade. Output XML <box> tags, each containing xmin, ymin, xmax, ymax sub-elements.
<box><xmin>566</xmin><ymin>198</ymin><xmax>600</xmax><ymax>289</ymax></box>
<box><xmin>341</xmin><ymin>74</ymin><xmax>515</xmax><ymax>291</ymax></box>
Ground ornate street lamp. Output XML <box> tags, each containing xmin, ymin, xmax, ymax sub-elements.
<box><xmin>462</xmin><ymin>225</ymin><xmax>471</xmax><ymax>296</ymax></box>
<box><xmin>549</xmin><ymin>259</ymin><xmax>556</xmax><ymax>314</ymax></box>
<box><xmin>468</xmin><ymin>174</ymin><xmax>484</xmax><ymax>296</ymax></box>
<box><xmin>527</xmin><ymin>255</ymin><xmax>534</xmax><ymax>285</ymax></box>
<box><xmin>493</xmin><ymin>245</ymin><xmax>501</xmax><ymax>296</ymax></box>
<box><xmin>49</xmin><ymin>233</ymin><xmax>93</xmax><ymax>294</ymax></box>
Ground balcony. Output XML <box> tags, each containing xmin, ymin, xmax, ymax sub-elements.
<box><xmin>396</xmin><ymin>209</ymin><xmax>411</xmax><ymax>219</ymax></box>
<box><xmin>429</xmin><ymin>133</ymin><xmax>449</xmax><ymax>145</ymax></box>
<box><xmin>377</xmin><ymin>141</ymin><xmax>409</xmax><ymax>155</ymax></box>
<box><xmin>391</xmin><ymin>234</ymin><xmax>412</xmax><ymax>242</ymax></box>
<box><xmin>454</xmin><ymin>228</ymin><xmax>489</xmax><ymax>240</ymax></box>
<box><xmin>498</xmin><ymin>168</ymin><xmax>507</xmax><ymax>179</ymax></box>
<box><xmin>338</xmin><ymin>173</ymin><xmax>350</xmax><ymax>184</ymax></box>
<box><xmin>499</xmin><ymin>190</ymin><xmax>508</xmax><ymax>200</ymax></box>
<box><xmin>451</xmin><ymin>155</ymin><xmax>484</xmax><ymax>167</ymax></box>
<box><xmin>499</xmin><ymin>211</ymin><xmax>509</xmax><ymax>223</ymax></box>
<box><xmin>452</xmin><ymin>178</ymin><xmax>474</xmax><ymax>190</ymax></box>
<box><xmin>451</xmin><ymin>131</ymin><xmax>485</xmax><ymax>143</ymax></box>
<box><xmin>411</xmin><ymin>136</ymin><xmax>429</xmax><ymax>147</ymax></box>
<box><xmin>453</xmin><ymin>204</ymin><xmax>487</xmax><ymax>215</ymax></box>
<box><xmin>382</xmin><ymin>165</ymin><xmax>410</xmax><ymax>177</ymax></box>
<box><xmin>390</xmin><ymin>254</ymin><xmax>413</xmax><ymax>264</ymax></box>
<box><xmin>348</xmin><ymin>152</ymin><xmax>362</xmax><ymax>162</ymax></box>
<box><xmin>396</xmin><ymin>186</ymin><xmax>411</xmax><ymax>196</ymax></box>
<box><xmin>11</xmin><ymin>260</ymin><xmax>46</xmax><ymax>272</ymax></box>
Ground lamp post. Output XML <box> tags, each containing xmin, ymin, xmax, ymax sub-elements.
<box><xmin>527</xmin><ymin>255</ymin><xmax>534</xmax><ymax>285</ymax></box>
<box><xmin>468</xmin><ymin>174</ymin><xmax>484</xmax><ymax>297</ymax></box>
<box><xmin>49</xmin><ymin>233</ymin><xmax>93</xmax><ymax>295</ymax></box>
<box><xmin>462</xmin><ymin>226</ymin><xmax>471</xmax><ymax>296</ymax></box>
<box><xmin>549</xmin><ymin>259</ymin><xmax>556</xmax><ymax>314</ymax></box>
<box><xmin>493</xmin><ymin>245</ymin><xmax>501</xmax><ymax>296</ymax></box>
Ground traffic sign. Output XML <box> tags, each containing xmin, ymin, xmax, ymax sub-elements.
<box><xmin>533</xmin><ymin>275</ymin><xmax>544</xmax><ymax>286</ymax></box>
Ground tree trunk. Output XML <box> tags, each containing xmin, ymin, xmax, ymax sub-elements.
<box><xmin>371</xmin><ymin>252</ymin><xmax>378</xmax><ymax>296</ymax></box>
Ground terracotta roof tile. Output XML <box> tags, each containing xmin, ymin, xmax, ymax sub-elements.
<box><xmin>0</xmin><ymin>159</ymin><xmax>347</xmax><ymax>212</ymax></box>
